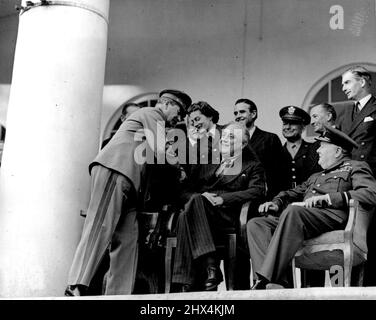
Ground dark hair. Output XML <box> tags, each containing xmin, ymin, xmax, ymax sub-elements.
<box><xmin>187</xmin><ymin>101</ymin><xmax>219</xmax><ymax>124</ymax></box>
<box><xmin>235</xmin><ymin>98</ymin><xmax>258</xmax><ymax>122</ymax></box>
<box><xmin>235</xmin><ymin>98</ymin><xmax>257</xmax><ymax>112</ymax></box>
<box><xmin>312</xmin><ymin>103</ymin><xmax>337</xmax><ymax>122</ymax></box>
<box><xmin>345</xmin><ymin>66</ymin><xmax>372</xmax><ymax>86</ymax></box>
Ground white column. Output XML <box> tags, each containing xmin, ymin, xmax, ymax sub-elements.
<box><xmin>0</xmin><ymin>0</ymin><xmax>110</xmax><ymax>297</ymax></box>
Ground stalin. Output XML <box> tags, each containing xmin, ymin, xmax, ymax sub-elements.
<box><xmin>247</xmin><ymin>125</ymin><xmax>376</xmax><ymax>289</ymax></box>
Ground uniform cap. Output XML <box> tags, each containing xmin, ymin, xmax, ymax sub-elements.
<box><xmin>159</xmin><ymin>89</ymin><xmax>192</xmax><ymax>115</ymax></box>
<box><xmin>315</xmin><ymin>124</ymin><xmax>358</xmax><ymax>151</ymax></box>
<box><xmin>279</xmin><ymin>105</ymin><xmax>311</xmax><ymax>125</ymax></box>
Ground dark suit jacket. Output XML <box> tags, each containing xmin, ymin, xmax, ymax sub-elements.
<box><xmin>336</xmin><ymin>96</ymin><xmax>376</xmax><ymax>176</ymax></box>
<box><xmin>282</xmin><ymin>140</ymin><xmax>321</xmax><ymax>189</ymax></box>
<box><xmin>180</xmin><ymin>145</ymin><xmax>266</xmax><ymax>220</ymax></box>
<box><xmin>249</xmin><ymin>127</ymin><xmax>287</xmax><ymax>199</ymax></box>
<box><xmin>181</xmin><ymin>124</ymin><xmax>224</xmax><ymax>186</ymax></box>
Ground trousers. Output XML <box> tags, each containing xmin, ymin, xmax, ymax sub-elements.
<box><xmin>247</xmin><ymin>204</ymin><xmax>346</xmax><ymax>285</ymax></box>
<box><xmin>67</xmin><ymin>165</ymin><xmax>139</xmax><ymax>295</ymax></box>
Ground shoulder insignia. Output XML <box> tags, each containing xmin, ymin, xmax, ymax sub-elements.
<box><xmin>331</xmin><ymin>165</ymin><xmax>352</xmax><ymax>173</ymax></box>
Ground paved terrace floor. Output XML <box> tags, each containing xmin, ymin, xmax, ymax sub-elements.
<box><xmin>6</xmin><ymin>287</ymin><xmax>376</xmax><ymax>300</ymax></box>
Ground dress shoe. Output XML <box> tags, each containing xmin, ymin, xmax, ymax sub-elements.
<box><xmin>251</xmin><ymin>279</ymin><xmax>268</xmax><ymax>290</ymax></box>
<box><xmin>204</xmin><ymin>266</ymin><xmax>223</xmax><ymax>291</ymax></box>
<box><xmin>266</xmin><ymin>283</ymin><xmax>285</xmax><ymax>290</ymax></box>
<box><xmin>64</xmin><ymin>284</ymin><xmax>88</xmax><ymax>296</ymax></box>
<box><xmin>180</xmin><ymin>284</ymin><xmax>192</xmax><ymax>293</ymax></box>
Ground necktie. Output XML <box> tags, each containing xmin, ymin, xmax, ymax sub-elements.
<box><xmin>207</xmin><ymin>135</ymin><xmax>213</xmax><ymax>164</ymax></box>
<box><xmin>355</xmin><ymin>102</ymin><xmax>361</xmax><ymax>114</ymax></box>
<box><xmin>290</xmin><ymin>144</ymin><xmax>297</xmax><ymax>158</ymax></box>
<box><xmin>216</xmin><ymin>158</ymin><xmax>234</xmax><ymax>176</ymax></box>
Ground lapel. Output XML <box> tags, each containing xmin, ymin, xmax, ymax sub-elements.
<box><xmin>293</xmin><ymin>140</ymin><xmax>310</xmax><ymax>160</ymax></box>
<box><xmin>348</xmin><ymin>96</ymin><xmax>376</xmax><ymax>136</ymax></box>
<box><xmin>283</xmin><ymin>143</ymin><xmax>292</xmax><ymax>160</ymax></box>
<box><xmin>283</xmin><ymin>140</ymin><xmax>308</xmax><ymax>160</ymax></box>
<box><xmin>207</xmin><ymin>147</ymin><xmax>254</xmax><ymax>189</ymax></box>
<box><xmin>250</xmin><ymin>127</ymin><xmax>264</xmax><ymax>148</ymax></box>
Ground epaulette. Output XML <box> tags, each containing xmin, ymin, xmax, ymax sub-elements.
<box><xmin>331</xmin><ymin>164</ymin><xmax>352</xmax><ymax>173</ymax></box>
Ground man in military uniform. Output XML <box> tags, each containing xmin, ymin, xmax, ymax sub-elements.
<box><xmin>248</xmin><ymin>125</ymin><xmax>376</xmax><ymax>289</ymax></box>
<box><xmin>65</xmin><ymin>89</ymin><xmax>192</xmax><ymax>296</ymax></box>
<box><xmin>280</xmin><ymin>105</ymin><xmax>321</xmax><ymax>188</ymax></box>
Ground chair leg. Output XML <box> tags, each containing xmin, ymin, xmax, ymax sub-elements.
<box><xmin>343</xmin><ymin>245</ymin><xmax>354</xmax><ymax>287</ymax></box>
<box><xmin>164</xmin><ymin>237</ymin><xmax>177</xmax><ymax>293</ymax></box>
<box><xmin>357</xmin><ymin>262</ymin><xmax>365</xmax><ymax>286</ymax></box>
<box><xmin>224</xmin><ymin>233</ymin><xmax>236</xmax><ymax>291</ymax></box>
<box><xmin>352</xmin><ymin>262</ymin><xmax>365</xmax><ymax>286</ymax></box>
<box><xmin>249</xmin><ymin>258</ymin><xmax>254</xmax><ymax>287</ymax></box>
<box><xmin>292</xmin><ymin>258</ymin><xmax>298</xmax><ymax>288</ymax></box>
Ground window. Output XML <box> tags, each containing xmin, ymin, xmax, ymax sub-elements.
<box><xmin>102</xmin><ymin>92</ymin><xmax>158</xmax><ymax>145</ymax></box>
<box><xmin>0</xmin><ymin>125</ymin><xmax>6</xmax><ymax>165</ymax></box>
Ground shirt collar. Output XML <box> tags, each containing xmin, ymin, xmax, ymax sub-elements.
<box><xmin>322</xmin><ymin>157</ymin><xmax>351</xmax><ymax>173</ymax></box>
<box><xmin>208</xmin><ymin>124</ymin><xmax>217</xmax><ymax>137</ymax></box>
<box><xmin>286</xmin><ymin>139</ymin><xmax>302</xmax><ymax>150</ymax></box>
<box><xmin>248</xmin><ymin>125</ymin><xmax>257</xmax><ymax>139</ymax></box>
<box><xmin>358</xmin><ymin>94</ymin><xmax>372</xmax><ymax>110</ymax></box>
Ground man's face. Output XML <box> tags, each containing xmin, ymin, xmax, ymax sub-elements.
<box><xmin>220</xmin><ymin>125</ymin><xmax>244</xmax><ymax>158</ymax></box>
<box><xmin>282</xmin><ymin>121</ymin><xmax>304</xmax><ymax>142</ymax></box>
<box><xmin>317</xmin><ymin>142</ymin><xmax>339</xmax><ymax>169</ymax></box>
<box><xmin>310</xmin><ymin>105</ymin><xmax>330</xmax><ymax>133</ymax></box>
<box><xmin>342</xmin><ymin>71</ymin><xmax>365</xmax><ymax>101</ymax></box>
<box><xmin>188</xmin><ymin>110</ymin><xmax>213</xmax><ymax>136</ymax></box>
<box><xmin>164</xmin><ymin>103</ymin><xmax>182</xmax><ymax>127</ymax></box>
<box><xmin>234</xmin><ymin>103</ymin><xmax>256</xmax><ymax>127</ymax></box>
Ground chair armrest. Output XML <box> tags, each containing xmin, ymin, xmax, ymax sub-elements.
<box><xmin>239</xmin><ymin>201</ymin><xmax>251</xmax><ymax>246</ymax></box>
<box><xmin>343</xmin><ymin>199</ymin><xmax>357</xmax><ymax>241</ymax></box>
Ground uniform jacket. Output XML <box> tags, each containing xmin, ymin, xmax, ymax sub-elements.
<box><xmin>272</xmin><ymin>158</ymin><xmax>376</xmax><ymax>223</ymax></box>
<box><xmin>282</xmin><ymin>140</ymin><xmax>321</xmax><ymax>188</ymax></box>
<box><xmin>336</xmin><ymin>96</ymin><xmax>376</xmax><ymax>176</ymax></box>
<box><xmin>249</xmin><ymin>127</ymin><xmax>287</xmax><ymax>199</ymax></box>
<box><xmin>90</xmin><ymin>107</ymin><xmax>167</xmax><ymax>191</ymax></box>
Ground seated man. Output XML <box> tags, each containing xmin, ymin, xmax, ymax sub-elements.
<box><xmin>248</xmin><ymin>125</ymin><xmax>376</xmax><ymax>289</ymax></box>
<box><xmin>172</xmin><ymin>122</ymin><xmax>266</xmax><ymax>292</ymax></box>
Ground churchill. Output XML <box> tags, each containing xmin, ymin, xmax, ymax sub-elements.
<box><xmin>248</xmin><ymin>125</ymin><xmax>376</xmax><ymax>289</ymax></box>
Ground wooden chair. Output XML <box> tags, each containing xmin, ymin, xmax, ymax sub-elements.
<box><xmin>164</xmin><ymin>201</ymin><xmax>251</xmax><ymax>293</ymax></box>
<box><xmin>292</xmin><ymin>199</ymin><xmax>373</xmax><ymax>287</ymax></box>
<box><xmin>134</xmin><ymin>205</ymin><xmax>175</xmax><ymax>294</ymax></box>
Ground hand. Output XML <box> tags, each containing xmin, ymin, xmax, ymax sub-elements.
<box><xmin>303</xmin><ymin>195</ymin><xmax>330</xmax><ymax>208</ymax></box>
<box><xmin>179</xmin><ymin>168</ymin><xmax>187</xmax><ymax>182</ymax></box>
<box><xmin>202</xmin><ymin>192</ymin><xmax>223</xmax><ymax>206</ymax></box>
<box><xmin>258</xmin><ymin>202</ymin><xmax>279</xmax><ymax>216</ymax></box>
<box><xmin>166</xmin><ymin>145</ymin><xmax>178</xmax><ymax>165</ymax></box>
<box><xmin>212</xmin><ymin>196</ymin><xmax>224</xmax><ymax>206</ymax></box>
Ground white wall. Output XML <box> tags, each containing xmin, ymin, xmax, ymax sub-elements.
<box><xmin>1</xmin><ymin>0</ymin><xmax>376</xmax><ymax>139</ymax></box>
<box><xmin>105</xmin><ymin>0</ymin><xmax>376</xmax><ymax>138</ymax></box>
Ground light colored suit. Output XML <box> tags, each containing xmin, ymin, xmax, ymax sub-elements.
<box><xmin>68</xmin><ymin>107</ymin><xmax>167</xmax><ymax>295</ymax></box>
